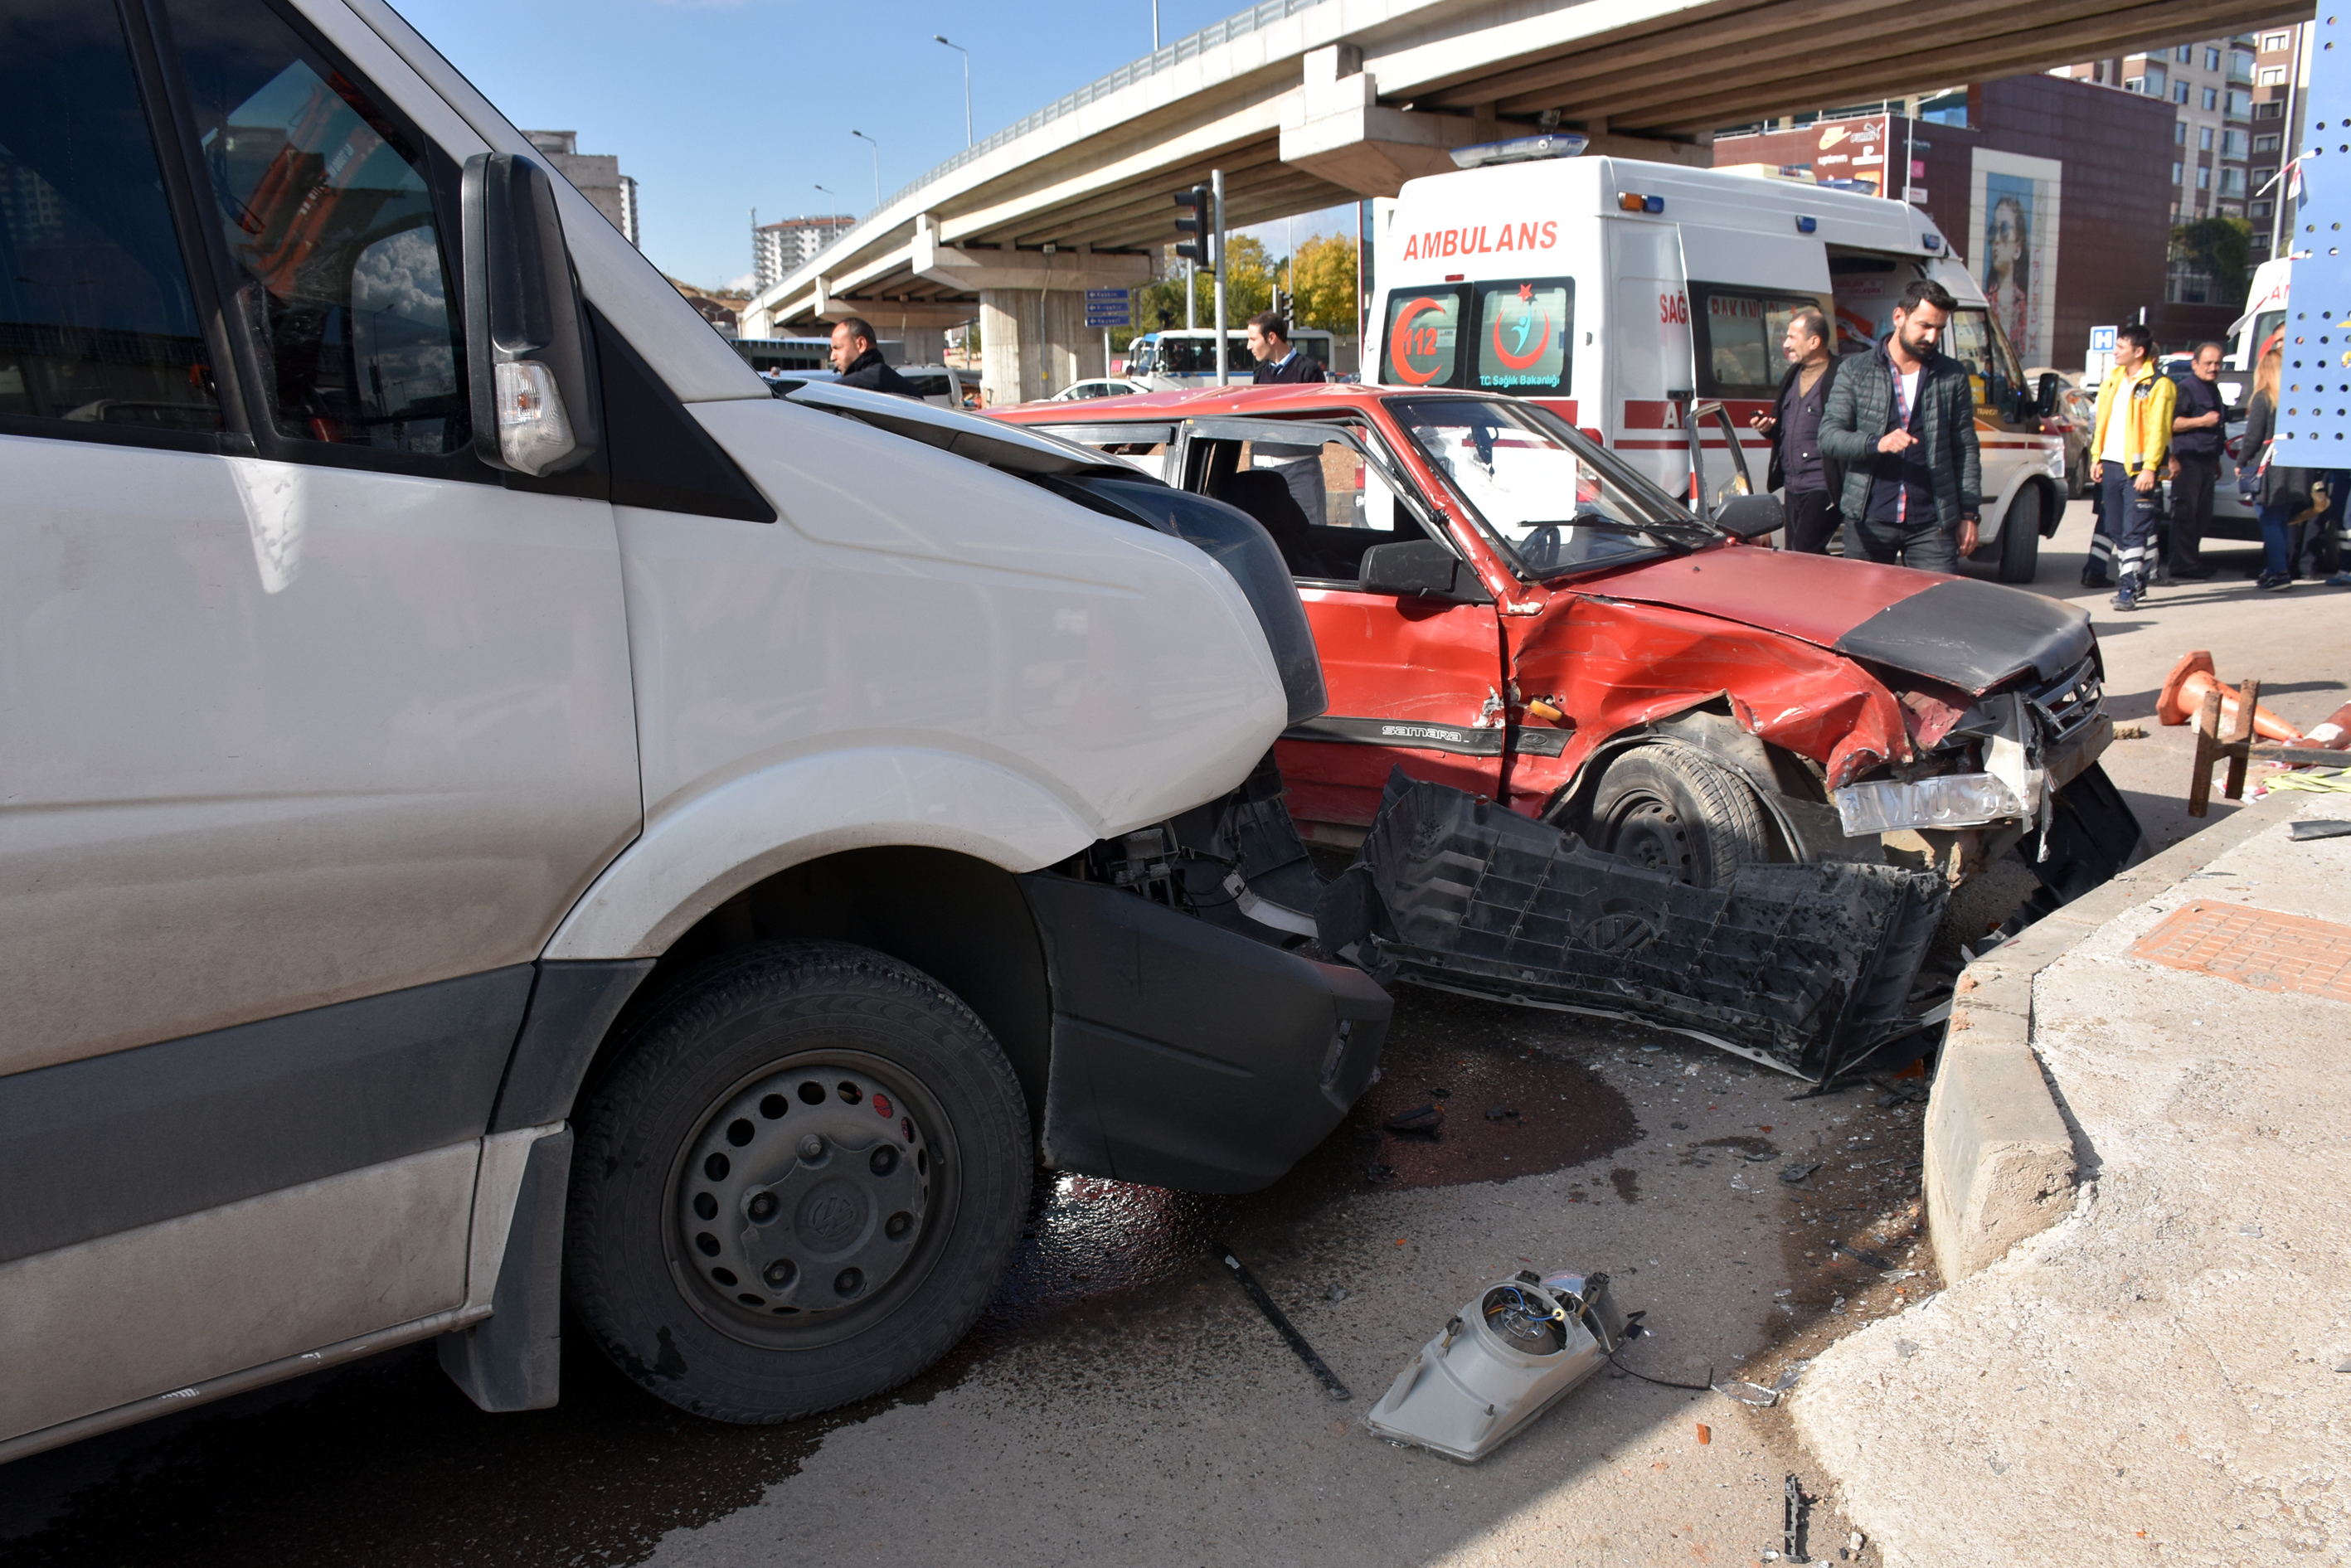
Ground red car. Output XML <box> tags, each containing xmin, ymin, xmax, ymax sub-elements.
<box><xmin>996</xmin><ymin>383</ymin><xmax>2130</xmax><ymax>898</ymax></box>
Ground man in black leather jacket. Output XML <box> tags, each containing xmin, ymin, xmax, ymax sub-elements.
<box><xmin>1818</xmin><ymin>279</ymin><xmax>1982</xmax><ymax>573</ymax></box>
<box><xmin>829</xmin><ymin>318</ymin><xmax>920</xmax><ymax>397</ymax></box>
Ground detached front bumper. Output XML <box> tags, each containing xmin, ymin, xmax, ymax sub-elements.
<box><xmin>1018</xmin><ymin>872</ymin><xmax>1391</xmax><ymax>1194</ymax></box>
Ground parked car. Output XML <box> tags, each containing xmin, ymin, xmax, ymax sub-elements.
<box><xmin>0</xmin><ymin>0</ymin><xmax>1387</xmax><ymax>1462</ymax></box>
<box><xmin>1049</xmin><ymin>376</ymin><xmax>1153</xmax><ymax>402</ymax></box>
<box><xmin>996</xmin><ymin>384</ymin><xmax>2129</xmax><ymax>898</ymax></box>
<box><xmin>896</xmin><ymin>363</ymin><xmax>981</xmax><ymax>409</ymax></box>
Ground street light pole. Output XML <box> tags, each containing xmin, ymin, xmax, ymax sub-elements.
<box><xmin>933</xmin><ymin>36</ymin><xmax>971</xmax><ymax>148</ymax></box>
<box><xmin>850</xmin><ymin>129</ymin><xmax>881</xmax><ymax>208</ymax></box>
<box><xmin>1152</xmin><ymin>0</ymin><xmax>1160</xmax><ymax>50</ymax></box>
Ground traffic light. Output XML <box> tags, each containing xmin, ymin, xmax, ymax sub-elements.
<box><xmin>1173</xmin><ymin>184</ymin><xmax>1213</xmax><ymax>269</ymax></box>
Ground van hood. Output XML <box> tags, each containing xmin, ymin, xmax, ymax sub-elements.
<box><xmin>1586</xmin><ymin>547</ymin><xmax>2094</xmax><ymax>695</ymax></box>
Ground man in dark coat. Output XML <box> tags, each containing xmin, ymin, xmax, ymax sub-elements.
<box><xmin>1246</xmin><ymin>313</ymin><xmax>1328</xmax><ymax>384</ymax></box>
<box><xmin>829</xmin><ymin>317</ymin><xmax>920</xmax><ymax>397</ymax></box>
<box><xmin>1748</xmin><ymin>306</ymin><xmax>1844</xmax><ymax>554</ymax></box>
<box><xmin>2164</xmin><ymin>340</ymin><xmax>2227</xmax><ymax>580</ymax></box>
<box><xmin>1818</xmin><ymin>279</ymin><xmax>1982</xmax><ymax>573</ymax></box>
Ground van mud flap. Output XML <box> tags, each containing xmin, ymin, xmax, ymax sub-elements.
<box><xmin>1316</xmin><ymin>771</ymin><xmax>1948</xmax><ymax>1080</ymax></box>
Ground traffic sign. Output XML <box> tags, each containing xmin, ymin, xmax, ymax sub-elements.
<box><xmin>2087</xmin><ymin>325</ymin><xmax>2116</xmax><ymax>352</ymax></box>
<box><xmin>1084</xmin><ymin>288</ymin><xmax>1130</xmax><ymax>328</ymax></box>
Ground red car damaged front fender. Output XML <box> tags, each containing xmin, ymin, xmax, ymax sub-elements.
<box><xmin>1503</xmin><ymin>594</ymin><xmax>1912</xmax><ymax>812</ymax></box>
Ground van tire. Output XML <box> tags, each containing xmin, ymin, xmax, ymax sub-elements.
<box><xmin>566</xmin><ymin>941</ymin><xmax>1030</xmax><ymax>1425</ymax></box>
<box><xmin>1584</xmin><ymin>746</ymin><xmax>1770</xmax><ymax>888</ymax></box>
<box><xmin>1997</xmin><ymin>486</ymin><xmax>2043</xmax><ymax>583</ymax></box>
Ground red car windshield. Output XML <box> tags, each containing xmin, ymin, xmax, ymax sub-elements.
<box><xmin>1387</xmin><ymin>397</ymin><xmax>1689</xmax><ymax>578</ymax></box>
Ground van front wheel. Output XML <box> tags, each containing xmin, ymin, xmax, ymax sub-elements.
<box><xmin>567</xmin><ymin>942</ymin><xmax>1030</xmax><ymax>1424</ymax></box>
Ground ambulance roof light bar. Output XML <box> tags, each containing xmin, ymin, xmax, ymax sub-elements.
<box><xmin>1617</xmin><ymin>192</ymin><xmax>1664</xmax><ymax>213</ymax></box>
<box><xmin>1450</xmin><ymin>133</ymin><xmax>1588</xmax><ymax>169</ymax></box>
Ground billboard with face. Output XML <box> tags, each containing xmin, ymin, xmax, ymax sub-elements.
<box><xmin>1970</xmin><ymin>150</ymin><xmax>2062</xmax><ymax>367</ymax></box>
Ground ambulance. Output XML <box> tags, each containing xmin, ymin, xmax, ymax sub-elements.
<box><xmin>1365</xmin><ymin>146</ymin><xmax>2067</xmax><ymax>582</ymax></box>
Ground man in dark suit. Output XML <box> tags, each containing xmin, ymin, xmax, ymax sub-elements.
<box><xmin>1246</xmin><ymin>313</ymin><xmax>1328</xmax><ymax>384</ymax></box>
<box><xmin>1818</xmin><ymin>279</ymin><xmax>1981</xmax><ymax>573</ymax></box>
<box><xmin>1747</xmin><ymin>306</ymin><xmax>1844</xmax><ymax>554</ymax></box>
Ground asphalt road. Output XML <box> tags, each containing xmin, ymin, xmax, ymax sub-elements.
<box><xmin>3</xmin><ymin>496</ymin><xmax>2342</xmax><ymax>1568</ymax></box>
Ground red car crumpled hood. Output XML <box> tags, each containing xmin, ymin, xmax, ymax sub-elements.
<box><xmin>1585</xmin><ymin>546</ymin><xmax>2094</xmax><ymax>696</ymax></box>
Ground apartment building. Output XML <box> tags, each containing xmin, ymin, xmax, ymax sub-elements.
<box><xmin>522</xmin><ymin>130</ymin><xmax>640</xmax><ymax>249</ymax></box>
<box><xmin>2062</xmin><ymin>38</ymin><xmax>2256</xmax><ymax>231</ymax></box>
<box><xmin>753</xmin><ymin>215</ymin><xmax>857</xmax><ymax>295</ymax></box>
<box><xmin>2247</xmin><ymin>25</ymin><xmax>2311</xmax><ymax>259</ymax></box>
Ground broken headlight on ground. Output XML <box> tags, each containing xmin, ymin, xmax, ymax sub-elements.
<box><xmin>1367</xmin><ymin>1271</ymin><xmax>1627</xmax><ymax>1462</ymax></box>
<box><xmin>1319</xmin><ymin>770</ymin><xmax>1947</xmax><ymax>1080</ymax></box>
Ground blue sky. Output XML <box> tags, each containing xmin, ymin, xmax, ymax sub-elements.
<box><xmin>391</xmin><ymin>0</ymin><xmax>1356</xmax><ymax>291</ymax></box>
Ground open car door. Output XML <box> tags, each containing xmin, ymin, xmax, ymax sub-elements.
<box><xmin>1172</xmin><ymin>416</ymin><xmax>1509</xmax><ymax>834</ymax></box>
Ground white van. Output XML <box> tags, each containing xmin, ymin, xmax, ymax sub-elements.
<box><xmin>0</xmin><ymin>0</ymin><xmax>1386</xmax><ymax>1459</ymax></box>
<box><xmin>1128</xmin><ymin>327</ymin><xmax>1338</xmax><ymax>390</ymax></box>
<box><xmin>1365</xmin><ymin>153</ymin><xmax>2066</xmax><ymax>581</ymax></box>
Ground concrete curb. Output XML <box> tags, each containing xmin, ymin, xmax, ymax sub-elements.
<box><xmin>1923</xmin><ymin>790</ymin><xmax>2293</xmax><ymax>1283</ymax></box>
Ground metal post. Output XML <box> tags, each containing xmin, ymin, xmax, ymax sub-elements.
<box><xmin>851</xmin><ymin>129</ymin><xmax>881</xmax><ymax>208</ymax></box>
<box><xmin>1104</xmin><ymin>328</ymin><xmax>1112</xmax><ymax>378</ymax></box>
<box><xmin>1212</xmin><ymin>168</ymin><xmax>1227</xmax><ymax>387</ymax></box>
<box><xmin>1186</xmin><ymin>259</ymin><xmax>1196</xmax><ymax>329</ymax></box>
<box><xmin>1152</xmin><ymin>0</ymin><xmax>1159</xmax><ymax>50</ymax></box>
<box><xmin>933</xmin><ymin>36</ymin><xmax>971</xmax><ymax>148</ymax></box>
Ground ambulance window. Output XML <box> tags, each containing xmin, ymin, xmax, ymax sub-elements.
<box><xmin>166</xmin><ymin>0</ymin><xmax>469</xmax><ymax>459</ymax></box>
<box><xmin>0</xmin><ymin>4</ymin><xmax>220</xmax><ymax>441</ymax></box>
<box><xmin>1945</xmin><ymin>308</ymin><xmax>2023</xmax><ymax>412</ymax></box>
<box><xmin>1382</xmin><ymin>288</ymin><xmax>1466</xmax><ymax>387</ymax></box>
<box><xmin>1469</xmin><ymin>278</ymin><xmax>1572</xmax><ymax>395</ymax></box>
<box><xmin>1690</xmin><ymin>286</ymin><xmax>1827</xmax><ymax>399</ymax></box>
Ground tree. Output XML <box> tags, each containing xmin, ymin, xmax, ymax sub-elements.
<box><xmin>2171</xmin><ymin>216</ymin><xmax>2252</xmax><ymax>308</ymax></box>
<box><xmin>1287</xmin><ymin>233</ymin><xmax>1358</xmax><ymax>333</ymax></box>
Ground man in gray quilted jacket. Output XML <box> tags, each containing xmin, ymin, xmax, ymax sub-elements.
<box><xmin>1818</xmin><ymin>279</ymin><xmax>1982</xmax><ymax>573</ymax></box>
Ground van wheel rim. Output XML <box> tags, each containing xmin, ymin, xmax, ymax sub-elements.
<box><xmin>668</xmin><ymin>1053</ymin><xmax>944</xmax><ymax>1340</ymax></box>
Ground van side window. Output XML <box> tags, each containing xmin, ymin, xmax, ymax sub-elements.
<box><xmin>1469</xmin><ymin>277</ymin><xmax>1572</xmax><ymax>395</ymax></box>
<box><xmin>163</xmin><ymin>0</ymin><xmax>468</xmax><ymax>456</ymax></box>
<box><xmin>1690</xmin><ymin>285</ymin><xmax>1829</xmax><ymax>400</ymax></box>
<box><xmin>1382</xmin><ymin>287</ymin><xmax>1467</xmax><ymax>387</ymax></box>
<box><xmin>0</xmin><ymin>5</ymin><xmax>220</xmax><ymax>439</ymax></box>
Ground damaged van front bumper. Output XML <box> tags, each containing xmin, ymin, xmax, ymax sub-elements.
<box><xmin>1017</xmin><ymin>871</ymin><xmax>1391</xmax><ymax>1193</ymax></box>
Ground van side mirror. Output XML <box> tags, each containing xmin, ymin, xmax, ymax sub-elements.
<box><xmin>1714</xmin><ymin>493</ymin><xmax>1785</xmax><ymax>541</ymax></box>
<box><xmin>1359</xmin><ymin>539</ymin><xmax>1486</xmax><ymax>600</ymax></box>
<box><xmin>461</xmin><ymin>153</ymin><xmax>599</xmax><ymax>476</ymax></box>
<box><xmin>2036</xmin><ymin>371</ymin><xmax>2060</xmax><ymax>418</ymax></box>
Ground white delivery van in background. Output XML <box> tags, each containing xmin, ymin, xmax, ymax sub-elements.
<box><xmin>1127</xmin><ymin>326</ymin><xmax>1338</xmax><ymax>390</ymax></box>
<box><xmin>0</xmin><ymin>0</ymin><xmax>1387</xmax><ymax>1460</ymax></box>
<box><xmin>1365</xmin><ymin>150</ymin><xmax>2067</xmax><ymax>582</ymax></box>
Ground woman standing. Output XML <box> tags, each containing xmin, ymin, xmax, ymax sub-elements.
<box><xmin>2240</xmin><ymin>345</ymin><xmax>2310</xmax><ymax>591</ymax></box>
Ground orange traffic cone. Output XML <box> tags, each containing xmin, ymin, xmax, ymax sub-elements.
<box><xmin>2155</xmin><ymin>651</ymin><xmax>2307</xmax><ymax>741</ymax></box>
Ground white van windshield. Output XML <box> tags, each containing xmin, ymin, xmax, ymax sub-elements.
<box><xmin>1389</xmin><ymin>397</ymin><xmax>1680</xmax><ymax>577</ymax></box>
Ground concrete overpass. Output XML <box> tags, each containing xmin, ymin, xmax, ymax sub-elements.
<box><xmin>744</xmin><ymin>0</ymin><xmax>2311</xmax><ymax>401</ymax></box>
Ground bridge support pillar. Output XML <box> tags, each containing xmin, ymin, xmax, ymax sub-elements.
<box><xmin>978</xmin><ymin>289</ymin><xmax>1108</xmax><ymax>406</ymax></box>
<box><xmin>916</xmin><ymin>216</ymin><xmax>1153</xmax><ymax>405</ymax></box>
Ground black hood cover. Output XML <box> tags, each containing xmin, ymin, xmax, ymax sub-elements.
<box><xmin>1831</xmin><ymin>577</ymin><xmax>2095</xmax><ymax>694</ymax></box>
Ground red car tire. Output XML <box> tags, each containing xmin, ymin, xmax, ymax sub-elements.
<box><xmin>1584</xmin><ymin>746</ymin><xmax>1771</xmax><ymax>889</ymax></box>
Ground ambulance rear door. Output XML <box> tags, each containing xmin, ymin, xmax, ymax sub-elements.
<box><xmin>1679</xmin><ymin>222</ymin><xmax>1833</xmax><ymax>491</ymax></box>
<box><xmin>1603</xmin><ymin>214</ymin><xmax>1696</xmax><ymax>498</ymax></box>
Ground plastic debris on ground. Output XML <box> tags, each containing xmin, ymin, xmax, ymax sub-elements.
<box><xmin>1365</xmin><ymin>1270</ymin><xmax>1626</xmax><ymax>1462</ymax></box>
<box><xmin>1316</xmin><ymin>771</ymin><xmax>1949</xmax><ymax>1080</ymax></box>
<box><xmin>2287</xmin><ymin>818</ymin><xmax>2351</xmax><ymax>840</ymax></box>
